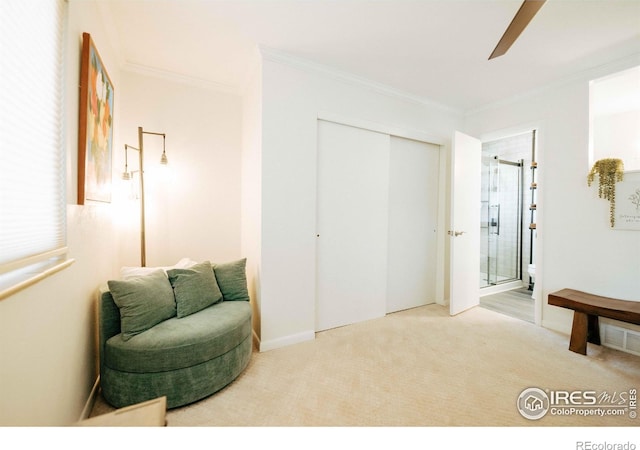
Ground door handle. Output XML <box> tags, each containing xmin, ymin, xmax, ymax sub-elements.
<box><xmin>448</xmin><ymin>230</ymin><xmax>466</xmax><ymax>237</ymax></box>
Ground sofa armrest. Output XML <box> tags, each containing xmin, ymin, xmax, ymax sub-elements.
<box><xmin>98</xmin><ymin>285</ymin><xmax>121</xmax><ymax>373</ymax></box>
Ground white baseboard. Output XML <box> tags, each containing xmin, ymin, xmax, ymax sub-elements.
<box><xmin>259</xmin><ymin>330</ymin><xmax>315</xmax><ymax>352</ymax></box>
<box><xmin>252</xmin><ymin>329</ymin><xmax>260</xmax><ymax>351</ymax></box>
<box><xmin>78</xmin><ymin>376</ymin><xmax>100</xmax><ymax>422</ymax></box>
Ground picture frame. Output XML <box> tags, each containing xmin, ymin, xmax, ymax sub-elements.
<box><xmin>615</xmin><ymin>171</ymin><xmax>640</xmax><ymax>231</ymax></box>
<box><xmin>78</xmin><ymin>32</ymin><xmax>114</xmax><ymax>205</ymax></box>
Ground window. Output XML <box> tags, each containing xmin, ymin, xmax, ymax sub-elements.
<box><xmin>589</xmin><ymin>66</ymin><xmax>640</xmax><ymax>172</ymax></box>
<box><xmin>0</xmin><ymin>0</ymin><xmax>71</xmax><ymax>299</ymax></box>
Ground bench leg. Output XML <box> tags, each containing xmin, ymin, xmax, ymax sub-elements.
<box><xmin>569</xmin><ymin>312</ymin><xmax>588</xmax><ymax>355</ymax></box>
<box><xmin>569</xmin><ymin>312</ymin><xmax>601</xmax><ymax>355</ymax></box>
<box><xmin>587</xmin><ymin>314</ymin><xmax>601</xmax><ymax>345</ymax></box>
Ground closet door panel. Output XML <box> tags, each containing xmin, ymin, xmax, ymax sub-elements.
<box><xmin>386</xmin><ymin>136</ymin><xmax>440</xmax><ymax>313</ymax></box>
<box><xmin>316</xmin><ymin>120</ymin><xmax>390</xmax><ymax>331</ymax></box>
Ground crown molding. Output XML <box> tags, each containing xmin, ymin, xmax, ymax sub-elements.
<box><xmin>96</xmin><ymin>2</ymin><xmax>240</xmax><ymax>95</ymax></box>
<box><xmin>465</xmin><ymin>52</ymin><xmax>640</xmax><ymax>117</ymax></box>
<box><xmin>122</xmin><ymin>62</ymin><xmax>242</xmax><ymax>95</ymax></box>
<box><xmin>317</xmin><ymin>111</ymin><xmax>447</xmax><ymax>146</ymax></box>
<box><xmin>259</xmin><ymin>46</ymin><xmax>463</xmax><ymax>116</ymax></box>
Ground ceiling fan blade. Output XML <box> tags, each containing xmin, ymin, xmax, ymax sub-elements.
<box><xmin>489</xmin><ymin>0</ymin><xmax>547</xmax><ymax>60</ymax></box>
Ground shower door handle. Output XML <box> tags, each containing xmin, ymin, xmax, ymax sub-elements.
<box><xmin>490</xmin><ymin>204</ymin><xmax>500</xmax><ymax>235</ymax></box>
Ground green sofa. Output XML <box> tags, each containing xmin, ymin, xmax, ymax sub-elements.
<box><xmin>98</xmin><ymin>259</ymin><xmax>252</xmax><ymax>409</ymax></box>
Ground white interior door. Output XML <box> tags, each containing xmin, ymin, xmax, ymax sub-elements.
<box><xmin>316</xmin><ymin>120</ymin><xmax>390</xmax><ymax>331</ymax></box>
<box><xmin>386</xmin><ymin>136</ymin><xmax>440</xmax><ymax>313</ymax></box>
<box><xmin>450</xmin><ymin>131</ymin><xmax>482</xmax><ymax>315</ymax></box>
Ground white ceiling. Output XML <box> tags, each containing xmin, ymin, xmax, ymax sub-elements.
<box><xmin>100</xmin><ymin>0</ymin><xmax>640</xmax><ymax>112</ymax></box>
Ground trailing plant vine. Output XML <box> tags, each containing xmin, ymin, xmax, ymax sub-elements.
<box><xmin>587</xmin><ymin>158</ymin><xmax>624</xmax><ymax>227</ymax></box>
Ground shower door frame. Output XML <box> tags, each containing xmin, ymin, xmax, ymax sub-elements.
<box><xmin>484</xmin><ymin>157</ymin><xmax>524</xmax><ymax>287</ymax></box>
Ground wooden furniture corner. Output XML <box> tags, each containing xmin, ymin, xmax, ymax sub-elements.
<box><xmin>75</xmin><ymin>396</ymin><xmax>167</xmax><ymax>427</ymax></box>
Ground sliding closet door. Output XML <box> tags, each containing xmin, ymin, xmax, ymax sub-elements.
<box><xmin>386</xmin><ymin>137</ymin><xmax>440</xmax><ymax>313</ymax></box>
<box><xmin>316</xmin><ymin>120</ymin><xmax>390</xmax><ymax>331</ymax></box>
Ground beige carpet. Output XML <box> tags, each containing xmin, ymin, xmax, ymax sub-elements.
<box><xmin>91</xmin><ymin>304</ymin><xmax>640</xmax><ymax>427</ymax></box>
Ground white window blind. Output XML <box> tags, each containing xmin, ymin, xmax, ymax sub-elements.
<box><xmin>0</xmin><ymin>0</ymin><xmax>69</xmax><ymax>296</ymax></box>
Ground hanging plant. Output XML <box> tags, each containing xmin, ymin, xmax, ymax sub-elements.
<box><xmin>587</xmin><ymin>158</ymin><xmax>624</xmax><ymax>227</ymax></box>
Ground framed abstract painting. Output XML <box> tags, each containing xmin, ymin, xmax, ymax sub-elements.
<box><xmin>78</xmin><ymin>32</ymin><xmax>114</xmax><ymax>204</ymax></box>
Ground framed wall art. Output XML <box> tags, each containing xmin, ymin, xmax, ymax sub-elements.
<box><xmin>78</xmin><ymin>32</ymin><xmax>114</xmax><ymax>204</ymax></box>
<box><xmin>615</xmin><ymin>171</ymin><xmax>640</xmax><ymax>231</ymax></box>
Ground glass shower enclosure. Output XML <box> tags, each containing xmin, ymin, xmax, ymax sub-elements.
<box><xmin>480</xmin><ymin>156</ymin><xmax>523</xmax><ymax>287</ymax></box>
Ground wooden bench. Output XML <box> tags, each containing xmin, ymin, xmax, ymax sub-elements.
<box><xmin>548</xmin><ymin>288</ymin><xmax>640</xmax><ymax>355</ymax></box>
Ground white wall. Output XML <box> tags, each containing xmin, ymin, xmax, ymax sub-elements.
<box><xmin>464</xmin><ymin>57</ymin><xmax>640</xmax><ymax>335</ymax></box>
<box><xmin>118</xmin><ymin>72</ymin><xmax>243</xmax><ymax>267</ymax></box>
<box><xmin>0</xmin><ymin>1</ymin><xmax>245</xmax><ymax>426</ymax></box>
<box><xmin>258</xmin><ymin>53</ymin><xmax>462</xmax><ymax>350</ymax></box>
<box><xmin>0</xmin><ymin>1</ymin><xmax>121</xmax><ymax>426</ymax></box>
<box><xmin>241</xmin><ymin>53</ymin><xmax>263</xmax><ymax>339</ymax></box>
<box><xmin>591</xmin><ymin>66</ymin><xmax>640</xmax><ymax>171</ymax></box>
<box><xmin>592</xmin><ymin>110</ymin><xmax>640</xmax><ymax>171</ymax></box>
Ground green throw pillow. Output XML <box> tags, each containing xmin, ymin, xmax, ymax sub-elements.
<box><xmin>213</xmin><ymin>258</ymin><xmax>250</xmax><ymax>302</ymax></box>
<box><xmin>107</xmin><ymin>269</ymin><xmax>177</xmax><ymax>341</ymax></box>
<box><xmin>167</xmin><ymin>261</ymin><xmax>223</xmax><ymax>318</ymax></box>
